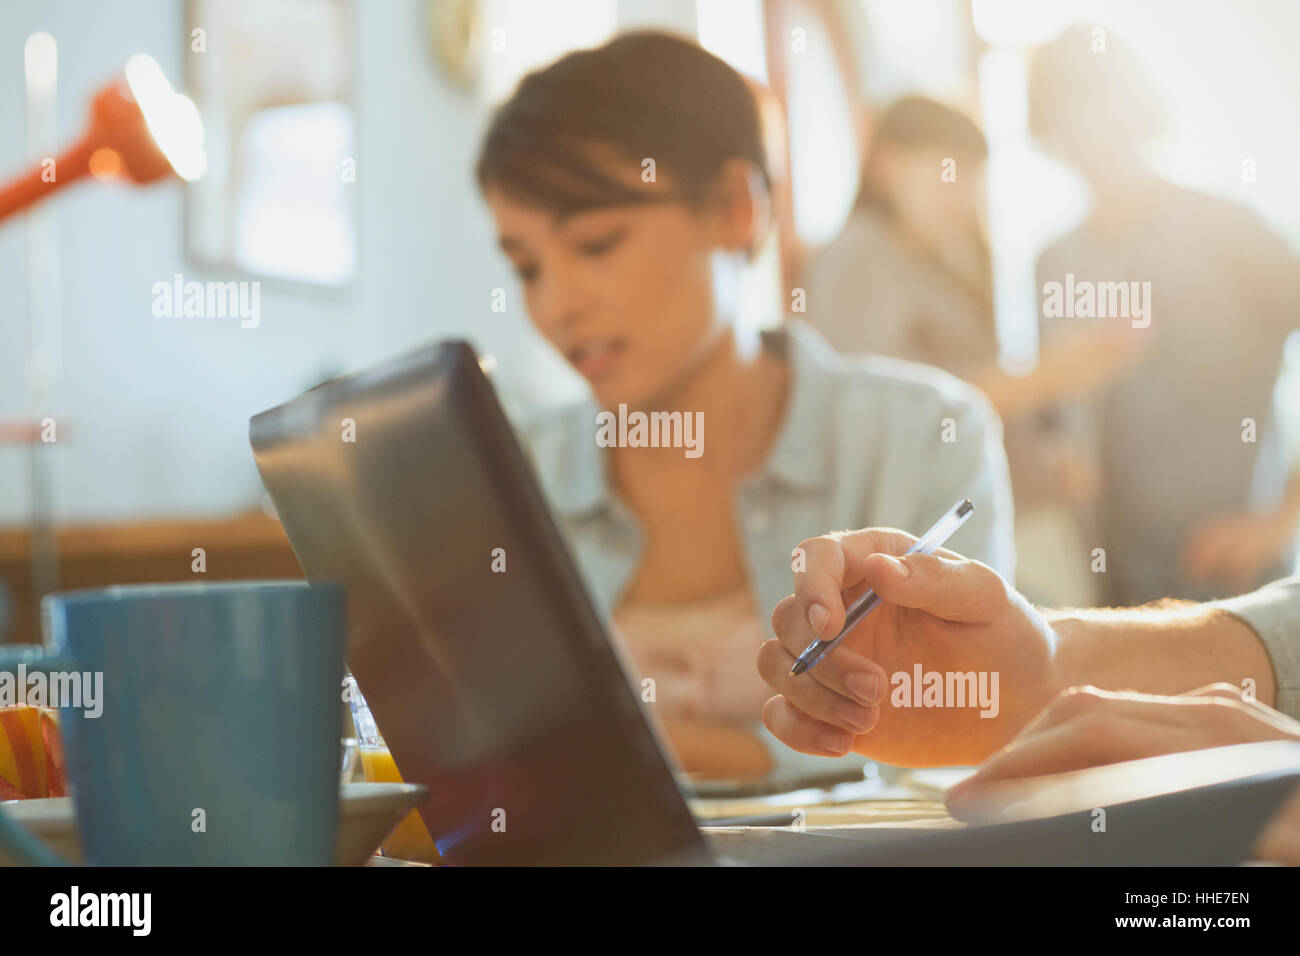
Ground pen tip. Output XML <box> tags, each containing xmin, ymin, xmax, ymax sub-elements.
<box><xmin>788</xmin><ymin>661</ymin><xmax>807</xmax><ymax>678</ymax></box>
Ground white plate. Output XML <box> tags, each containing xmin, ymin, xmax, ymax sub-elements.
<box><xmin>0</xmin><ymin>781</ymin><xmax>429</xmax><ymax>866</ymax></box>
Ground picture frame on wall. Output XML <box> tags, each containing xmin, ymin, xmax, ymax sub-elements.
<box><xmin>184</xmin><ymin>0</ymin><xmax>358</xmax><ymax>290</ymax></box>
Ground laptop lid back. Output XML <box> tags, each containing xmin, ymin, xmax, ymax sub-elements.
<box><xmin>249</xmin><ymin>341</ymin><xmax>704</xmax><ymax>864</ymax></box>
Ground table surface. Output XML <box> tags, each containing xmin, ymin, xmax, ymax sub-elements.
<box><xmin>693</xmin><ymin>797</ymin><xmax>962</xmax><ymax>829</ymax></box>
<box><xmin>367</xmin><ymin>796</ymin><xmax>961</xmax><ymax>865</ymax></box>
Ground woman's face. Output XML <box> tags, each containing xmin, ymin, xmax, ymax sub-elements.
<box><xmin>881</xmin><ymin>146</ymin><xmax>986</xmax><ymax>247</ymax></box>
<box><xmin>486</xmin><ymin>174</ymin><xmax>733</xmax><ymax>411</ymax></box>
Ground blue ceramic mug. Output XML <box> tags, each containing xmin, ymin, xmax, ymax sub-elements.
<box><xmin>0</xmin><ymin>581</ymin><xmax>345</xmax><ymax>865</ymax></box>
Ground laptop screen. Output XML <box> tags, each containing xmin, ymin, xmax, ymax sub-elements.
<box><xmin>250</xmin><ymin>342</ymin><xmax>705</xmax><ymax>864</ymax></box>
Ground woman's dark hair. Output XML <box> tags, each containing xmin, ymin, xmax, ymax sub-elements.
<box><xmin>476</xmin><ymin>31</ymin><xmax>770</xmax><ymax>216</ymax></box>
<box><xmin>854</xmin><ymin>96</ymin><xmax>988</xmax><ymax>214</ymax></box>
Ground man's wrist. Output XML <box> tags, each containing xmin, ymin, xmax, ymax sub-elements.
<box><xmin>1036</xmin><ymin>603</ymin><xmax>1277</xmax><ymax>707</ymax></box>
<box><xmin>1040</xmin><ymin>610</ymin><xmax>1092</xmax><ymax>700</ymax></box>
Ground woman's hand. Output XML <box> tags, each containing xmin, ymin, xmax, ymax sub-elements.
<box><xmin>1030</xmin><ymin>323</ymin><xmax>1147</xmax><ymax>404</ymax></box>
<box><xmin>611</xmin><ymin>619</ymin><xmax>775</xmax><ymax>779</ymax></box>
<box><xmin>975</xmin><ymin>323</ymin><xmax>1146</xmax><ymax>417</ymax></box>
<box><xmin>614</xmin><ymin>620</ymin><xmax>774</xmax><ymax>724</ymax></box>
<box><xmin>757</xmin><ymin>528</ymin><xmax>1061</xmax><ymax>768</ymax></box>
<box><xmin>944</xmin><ymin>684</ymin><xmax>1300</xmax><ymax>864</ymax></box>
<box><xmin>657</xmin><ymin>715</ymin><xmax>772</xmax><ymax>780</ymax></box>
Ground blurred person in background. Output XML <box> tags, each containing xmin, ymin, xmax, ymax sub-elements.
<box><xmin>474</xmin><ymin>33</ymin><xmax>1014</xmax><ymax>781</ymax></box>
<box><xmin>804</xmin><ymin>97</ymin><xmax>1141</xmax><ymax>605</ymax></box>
<box><xmin>1029</xmin><ymin>25</ymin><xmax>1300</xmax><ymax>606</ymax></box>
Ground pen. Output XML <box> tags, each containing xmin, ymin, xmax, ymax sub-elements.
<box><xmin>787</xmin><ymin>498</ymin><xmax>974</xmax><ymax>677</ymax></box>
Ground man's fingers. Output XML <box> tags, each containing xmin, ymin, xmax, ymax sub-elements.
<box><xmin>786</xmin><ymin>527</ymin><xmax>992</xmax><ymax>647</ymax></box>
<box><xmin>1184</xmin><ymin>683</ymin><xmax>1249</xmax><ymax>702</ymax></box>
<box><xmin>858</xmin><ymin>550</ymin><xmax>1012</xmax><ymax>624</ymax></box>
<box><xmin>1017</xmin><ymin>685</ymin><xmax>1211</xmax><ymax>740</ymax></box>
<box><xmin>761</xmin><ymin>695</ymin><xmax>855</xmax><ymax>757</ymax></box>
<box><xmin>756</xmin><ymin>638</ymin><xmax>883</xmax><ymax>731</ymax></box>
<box><xmin>764</xmin><ymin>604</ymin><xmax>889</xmax><ymax>705</ymax></box>
<box><xmin>789</xmin><ymin>529</ymin><xmax>921</xmax><ymax>640</ymax></box>
<box><xmin>1185</xmin><ymin>683</ymin><xmax>1300</xmax><ymax>732</ymax></box>
<box><xmin>947</xmin><ymin>688</ymin><xmax>1161</xmax><ymax>808</ymax></box>
<box><xmin>945</xmin><ymin>721</ymin><xmax>1122</xmax><ymax>819</ymax></box>
<box><xmin>790</xmin><ymin>536</ymin><xmax>853</xmax><ymax>640</ymax></box>
<box><xmin>948</xmin><ymin>686</ymin><xmax>1300</xmax><ymax>820</ymax></box>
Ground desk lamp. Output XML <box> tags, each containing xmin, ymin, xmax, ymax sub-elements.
<box><xmin>0</xmin><ymin>53</ymin><xmax>205</xmax><ymax>221</ymax></box>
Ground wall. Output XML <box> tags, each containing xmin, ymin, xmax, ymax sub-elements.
<box><xmin>0</xmin><ymin>0</ymin><xmax>699</xmax><ymax>524</ymax></box>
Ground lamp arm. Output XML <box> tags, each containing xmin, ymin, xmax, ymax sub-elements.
<box><xmin>0</xmin><ymin>135</ymin><xmax>96</xmax><ymax>224</ymax></box>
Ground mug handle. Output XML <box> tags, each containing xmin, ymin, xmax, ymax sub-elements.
<box><xmin>0</xmin><ymin>647</ymin><xmax>75</xmax><ymax>866</ymax></box>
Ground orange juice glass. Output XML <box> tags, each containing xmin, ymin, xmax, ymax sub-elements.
<box><xmin>344</xmin><ymin>676</ymin><xmax>440</xmax><ymax>863</ymax></box>
<box><xmin>357</xmin><ymin>745</ymin><xmax>439</xmax><ymax>861</ymax></box>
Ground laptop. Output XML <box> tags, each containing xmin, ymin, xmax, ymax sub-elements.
<box><xmin>249</xmin><ymin>341</ymin><xmax>1300</xmax><ymax>866</ymax></box>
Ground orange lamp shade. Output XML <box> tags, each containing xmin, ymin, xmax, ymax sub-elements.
<box><xmin>0</xmin><ymin>56</ymin><xmax>203</xmax><ymax>222</ymax></box>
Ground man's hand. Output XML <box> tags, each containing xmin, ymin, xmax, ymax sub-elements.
<box><xmin>757</xmin><ymin>529</ymin><xmax>1061</xmax><ymax>767</ymax></box>
<box><xmin>944</xmin><ymin>684</ymin><xmax>1300</xmax><ymax>865</ymax></box>
<box><xmin>948</xmin><ymin>684</ymin><xmax>1300</xmax><ymax>797</ymax></box>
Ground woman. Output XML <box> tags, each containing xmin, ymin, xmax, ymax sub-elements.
<box><xmin>805</xmin><ymin>96</ymin><xmax>1142</xmax><ymax>606</ymax></box>
<box><xmin>475</xmin><ymin>33</ymin><xmax>1014</xmax><ymax>780</ymax></box>
<box><xmin>805</xmin><ymin>97</ymin><xmax>998</xmax><ymax>374</ymax></box>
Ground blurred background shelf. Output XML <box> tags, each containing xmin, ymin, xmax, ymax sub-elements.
<box><xmin>0</xmin><ymin>510</ymin><xmax>302</xmax><ymax>644</ymax></box>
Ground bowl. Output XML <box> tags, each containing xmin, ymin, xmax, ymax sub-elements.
<box><xmin>0</xmin><ymin>781</ymin><xmax>429</xmax><ymax>866</ymax></box>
